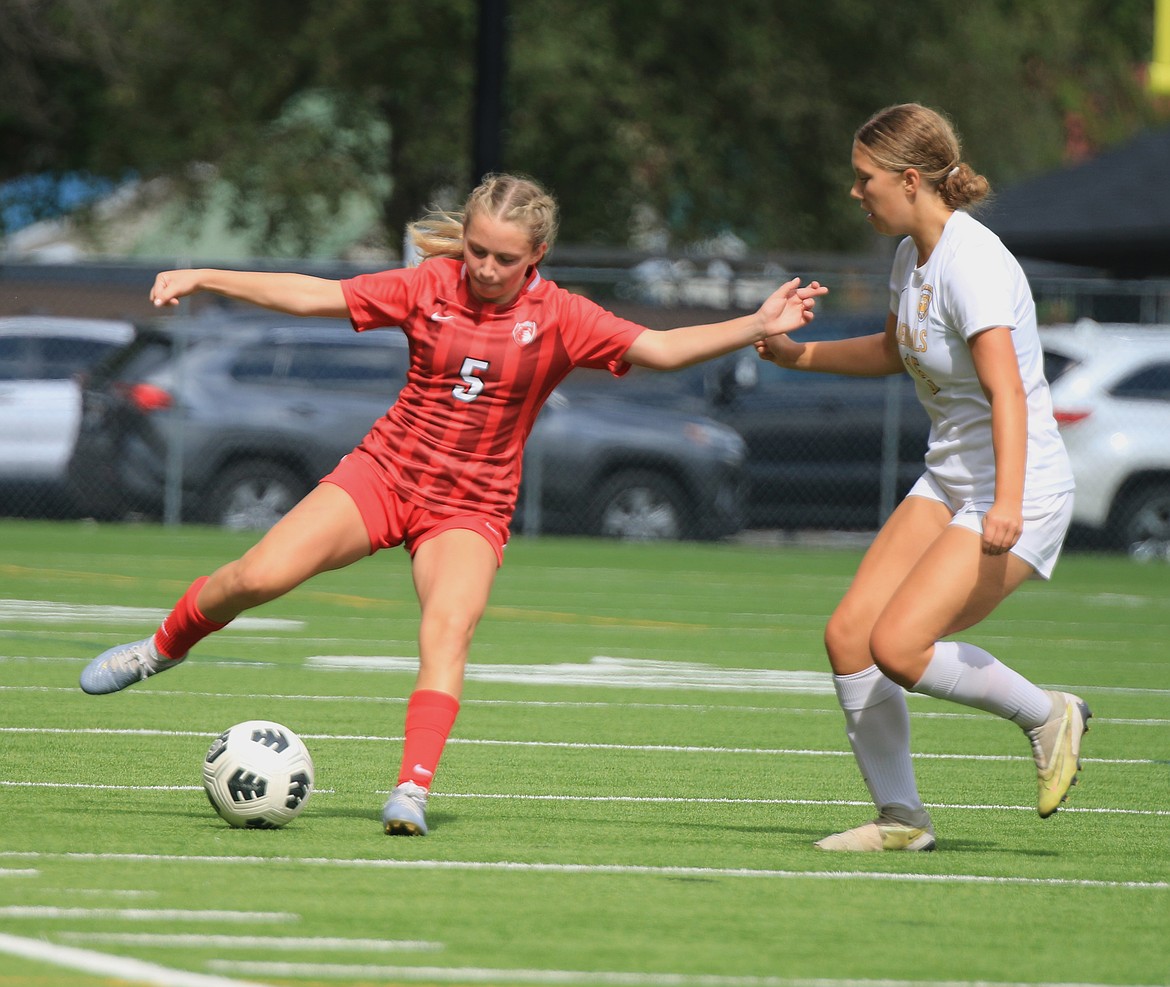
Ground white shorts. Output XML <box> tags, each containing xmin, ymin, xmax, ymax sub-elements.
<box><xmin>907</xmin><ymin>473</ymin><xmax>1074</xmax><ymax>580</ymax></box>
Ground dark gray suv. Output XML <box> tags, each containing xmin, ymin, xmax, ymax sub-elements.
<box><xmin>67</xmin><ymin>310</ymin><xmax>747</xmax><ymax>540</ymax></box>
<box><xmin>577</xmin><ymin>312</ymin><xmax>932</xmax><ymax>531</ymax></box>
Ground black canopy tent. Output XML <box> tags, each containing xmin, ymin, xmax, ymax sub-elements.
<box><xmin>979</xmin><ymin>125</ymin><xmax>1170</xmax><ymax>279</ymax></box>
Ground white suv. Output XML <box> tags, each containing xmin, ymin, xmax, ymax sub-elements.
<box><xmin>1042</xmin><ymin>319</ymin><xmax>1170</xmax><ymax>558</ymax></box>
<box><xmin>0</xmin><ymin>316</ymin><xmax>135</xmax><ymax>512</ymax></box>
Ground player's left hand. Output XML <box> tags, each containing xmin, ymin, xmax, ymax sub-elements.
<box><xmin>150</xmin><ymin>269</ymin><xmax>203</xmax><ymax>307</ymax></box>
<box><xmin>980</xmin><ymin>501</ymin><xmax>1023</xmax><ymax>555</ymax></box>
<box><xmin>757</xmin><ymin>278</ymin><xmax>828</xmax><ymax>339</ymax></box>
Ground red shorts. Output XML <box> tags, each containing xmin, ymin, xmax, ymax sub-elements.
<box><xmin>320</xmin><ymin>450</ymin><xmax>509</xmax><ymax>566</ymax></box>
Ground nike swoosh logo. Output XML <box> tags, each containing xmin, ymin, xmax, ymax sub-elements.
<box><xmin>429</xmin><ymin>312</ymin><xmax>455</xmax><ymax>322</ymax></box>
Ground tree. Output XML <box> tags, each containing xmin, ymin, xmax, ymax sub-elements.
<box><xmin>0</xmin><ymin>0</ymin><xmax>1159</xmax><ymax>256</ymax></box>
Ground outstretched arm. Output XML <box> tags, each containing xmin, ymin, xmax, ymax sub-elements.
<box><xmin>623</xmin><ymin>278</ymin><xmax>828</xmax><ymax>371</ymax></box>
<box><xmin>755</xmin><ymin>309</ymin><xmax>903</xmax><ymax>377</ymax></box>
<box><xmin>150</xmin><ymin>269</ymin><xmax>349</xmax><ymax>318</ymax></box>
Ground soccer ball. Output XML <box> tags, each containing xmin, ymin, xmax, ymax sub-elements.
<box><xmin>202</xmin><ymin>720</ymin><xmax>315</xmax><ymax>829</ymax></box>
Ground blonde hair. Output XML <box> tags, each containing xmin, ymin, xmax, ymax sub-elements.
<box><xmin>855</xmin><ymin>103</ymin><xmax>991</xmax><ymax>210</ymax></box>
<box><xmin>407</xmin><ymin>173</ymin><xmax>559</xmax><ymax>263</ymax></box>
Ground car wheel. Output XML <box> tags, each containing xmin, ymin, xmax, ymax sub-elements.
<box><xmin>205</xmin><ymin>461</ymin><xmax>308</xmax><ymax>531</ymax></box>
<box><xmin>1114</xmin><ymin>480</ymin><xmax>1170</xmax><ymax>559</ymax></box>
<box><xmin>590</xmin><ymin>469</ymin><xmax>688</xmax><ymax>541</ymax></box>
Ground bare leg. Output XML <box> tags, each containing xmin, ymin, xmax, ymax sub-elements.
<box><xmin>381</xmin><ymin>527</ymin><xmax>499</xmax><ymax>835</ymax></box>
<box><xmin>821</xmin><ymin>496</ymin><xmax>950</xmax><ymax>828</ymax></box>
<box><xmin>409</xmin><ymin>527</ymin><xmax>500</xmax><ymax>697</ymax></box>
<box><xmin>197</xmin><ymin>483</ymin><xmax>372</xmax><ymax>623</ymax></box>
<box><xmin>80</xmin><ymin>483</ymin><xmax>374</xmax><ymax>695</ymax></box>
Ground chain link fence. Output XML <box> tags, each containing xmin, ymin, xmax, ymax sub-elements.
<box><xmin>2</xmin><ymin>259</ymin><xmax>1169</xmax><ymax>555</ymax></box>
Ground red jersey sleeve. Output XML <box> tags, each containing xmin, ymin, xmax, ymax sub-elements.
<box><xmin>550</xmin><ymin>288</ymin><xmax>645</xmax><ymax>377</ymax></box>
<box><xmin>341</xmin><ymin>267</ymin><xmax>418</xmax><ymax>332</ymax></box>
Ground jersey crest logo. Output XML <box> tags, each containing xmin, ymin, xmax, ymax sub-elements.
<box><xmin>512</xmin><ymin>320</ymin><xmax>539</xmax><ymax>346</ymax></box>
<box><xmin>917</xmin><ymin>285</ymin><xmax>934</xmax><ymax>322</ymax></box>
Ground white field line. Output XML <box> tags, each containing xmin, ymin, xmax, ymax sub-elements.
<box><xmin>59</xmin><ymin>932</ymin><xmax>441</xmax><ymax>952</ymax></box>
<box><xmin>0</xmin><ymin>906</ymin><xmax>297</xmax><ymax>922</ymax></box>
<box><xmin>0</xmin><ymin>931</ymin><xmax>274</xmax><ymax>987</ymax></box>
<box><xmin>3</xmin><ymin>683</ymin><xmax>1168</xmax><ymax>726</ymax></box>
<box><xmin>0</xmin><ymin>598</ymin><xmax>302</xmax><ymax>631</ymax></box>
<box><xmin>5</xmin><ymin>647</ymin><xmax>1170</xmax><ymax>701</ymax></box>
<box><xmin>3</xmin><ymin>851</ymin><xmax>1166</xmax><ymax>891</ymax></box>
<box><xmin>308</xmin><ymin>655</ymin><xmax>838</xmax><ymax>694</ymax></box>
<box><xmin>0</xmin><ymin>776</ymin><xmax>1160</xmax><ymax>818</ymax></box>
<box><xmin>0</xmin><ymin>725</ymin><xmax>1156</xmax><ymax>766</ymax></box>
<box><xmin>211</xmin><ymin>959</ymin><xmax>1169</xmax><ymax>987</ymax></box>
<box><xmin>1</xmin><ymin>780</ymin><xmax>1164</xmax><ymax>817</ymax></box>
<box><xmin>0</xmin><ymin>725</ymin><xmax>1155</xmax><ymax>771</ymax></box>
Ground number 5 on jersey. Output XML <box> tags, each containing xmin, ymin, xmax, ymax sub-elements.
<box><xmin>453</xmin><ymin>358</ymin><xmax>490</xmax><ymax>403</ymax></box>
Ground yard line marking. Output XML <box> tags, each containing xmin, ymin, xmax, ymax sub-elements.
<box><xmin>48</xmin><ymin>888</ymin><xmax>157</xmax><ymax>898</ymax></box>
<box><xmin>5</xmin><ymin>683</ymin><xmax>1169</xmax><ymax>725</ymax></box>
<box><xmin>0</xmin><ymin>726</ymin><xmax>1156</xmax><ymax>766</ymax></box>
<box><xmin>0</xmin><ymin>780</ymin><xmax>336</xmax><ymax>796</ymax></box>
<box><xmin>59</xmin><ymin>932</ymin><xmax>441</xmax><ymax>952</ymax></box>
<box><xmin>430</xmin><ymin>792</ymin><xmax>1170</xmax><ymax>817</ymax></box>
<box><xmin>211</xmin><ymin>959</ymin><xmax>1168</xmax><ymax>987</ymax></box>
<box><xmin>0</xmin><ymin>868</ymin><xmax>37</xmax><ymax>877</ymax></box>
<box><xmin>0</xmin><ymin>906</ymin><xmax>297</xmax><ymax>922</ymax></box>
<box><xmin>0</xmin><ymin>931</ymin><xmax>275</xmax><ymax>987</ymax></box>
<box><xmin>307</xmin><ymin>654</ymin><xmax>840</xmax><ymax>693</ymax></box>
<box><xmin>0</xmin><ymin>783</ymin><xmax>1161</xmax><ymax>815</ymax></box>
<box><xmin>0</xmin><ymin>598</ymin><xmax>302</xmax><ymax>630</ymax></box>
<box><xmin>4</xmin><ymin>852</ymin><xmax>1166</xmax><ymax>890</ymax></box>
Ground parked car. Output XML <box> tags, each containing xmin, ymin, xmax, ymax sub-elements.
<box><xmin>67</xmin><ymin>309</ymin><xmax>747</xmax><ymax>540</ymax></box>
<box><xmin>0</xmin><ymin>315</ymin><xmax>135</xmax><ymax>515</ymax></box>
<box><xmin>1042</xmin><ymin>319</ymin><xmax>1170</xmax><ymax>557</ymax></box>
<box><xmin>564</xmin><ymin>311</ymin><xmax>931</xmax><ymax>530</ymax></box>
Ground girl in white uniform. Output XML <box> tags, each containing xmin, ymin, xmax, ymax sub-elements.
<box><xmin>761</xmin><ymin>103</ymin><xmax>1089</xmax><ymax>851</ymax></box>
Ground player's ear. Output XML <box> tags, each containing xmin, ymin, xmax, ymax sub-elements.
<box><xmin>902</xmin><ymin>167</ymin><xmax>922</xmax><ymax>196</ymax></box>
<box><xmin>532</xmin><ymin>242</ymin><xmax>549</xmax><ymax>266</ymax></box>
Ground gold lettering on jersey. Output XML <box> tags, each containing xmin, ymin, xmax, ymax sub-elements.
<box><xmin>896</xmin><ymin>321</ymin><xmax>928</xmax><ymax>352</ymax></box>
<box><xmin>903</xmin><ymin>354</ymin><xmax>941</xmax><ymax>395</ymax></box>
<box><xmin>512</xmin><ymin>320</ymin><xmax>538</xmax><ymax>346</ymax></box>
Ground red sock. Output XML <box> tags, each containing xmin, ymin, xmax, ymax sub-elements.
<box><xmin>397</xmin><ymin>689</ymin><xmax>460</xmax><ymax>789</ymax></box>
<box><xmin>153</xmin><ymin>576</ymin><xmax>229</xmax><ymax>659</ymax></box>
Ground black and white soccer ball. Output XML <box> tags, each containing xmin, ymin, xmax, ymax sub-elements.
<box><xmin>202</xmin><ymin>720</ymin><xmax>315</xmax><ymax>829</ymax></box>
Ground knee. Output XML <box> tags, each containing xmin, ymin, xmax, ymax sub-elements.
<box><xmin>215</xmin><ymin>555</ymin><xmax>287</xmax><ymax>608</ymax></box>
<box><xmin>824</xmin><ymin>606</ymin><xmax>870</xmax><ymax>672</ymax></box>
<box><xmin>419</xmin><ymin>606</ymin><xmax>479</xmax><ymax>652</ymax></box>
<box><xmin>868</xmin><ymin>620</ymin><xmax>919</xmax><ymax>689</ymax></box>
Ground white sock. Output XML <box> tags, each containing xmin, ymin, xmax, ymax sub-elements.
<box><xmin>911</xmin><ymin>640</ymin><xmax>1052</xmax><ymax>729</ymax></box>
<box><xmin>833</xmin><ymin>665</ymin><xmax>926</xmax><ymax>823</ymax></box>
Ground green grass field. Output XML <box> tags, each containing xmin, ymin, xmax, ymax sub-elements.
<box><xmin>1</xmin><ymin>519</ymin><xmax>1167</xmax><ymax>987</ymax></box>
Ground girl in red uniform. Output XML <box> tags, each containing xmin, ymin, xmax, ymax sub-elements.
<box><xmin>80</xmin><ymin>173</ymin><xmax>826</xmax><ymax>835</ymax></box>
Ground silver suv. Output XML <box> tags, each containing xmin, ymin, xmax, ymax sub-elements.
<box><xmin>1043</xmin><ymin>319</ymin><xmax>1170</xmax><ymax>558</ymax></box>
<box><xmin>68</xmin><ymin>310</ymin><xmax>747</xmax><ymax>541</ymax></box>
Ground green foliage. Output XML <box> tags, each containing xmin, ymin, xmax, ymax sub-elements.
<box><xmin>0</xmin><ymin>0</ymin><xmax>1160</xmax><ymax>253</ymax></box>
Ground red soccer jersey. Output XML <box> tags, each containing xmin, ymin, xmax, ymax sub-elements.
<box><xmin>340</xmin><ymin>257</ymin><xmax>646</xmax><ymax>522</ymax></box>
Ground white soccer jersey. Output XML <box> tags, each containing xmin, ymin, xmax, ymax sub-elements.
<box><xmin>889</xmin><ymin>210</ymin><xmax>1074</xmax><ymax>503</ymax></box>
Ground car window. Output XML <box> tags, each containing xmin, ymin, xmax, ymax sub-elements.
<box><xmin>1110</xmin><ymin>362</ymin><xmax>1170</xmax><ymax>401</ymax></box>
<box><xmin>230</xmin><ymin>348</ymin><xmax>281</xmax><ymax>382</ymax></box>
<box><xmin>40</xmin><ymin>337</ymin><xmax>121</xmax><ymax>379</ymax></box>
<box><xmin>1042</xmin><ymin>349</ymin><xmax>1078</xmax><ymax>384</ymax></box>
<box><xmin>230</xmin><ymin>342</ymin><xmax>407</xmax><ymax>392</ymax></box>
<box><xmin>282</xmin><ymin>343</ymin><xmax>407</xmax><ymax>392</ymax></box>
<box><xmin>93</xmin><ymin>336</ymin><xmax>173</xmax><ymax>384</ymax></box>
<box><xmin>0</xmin><ymin>336</ymin><xmax>34</xmax><ymax>381</ymax></box>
